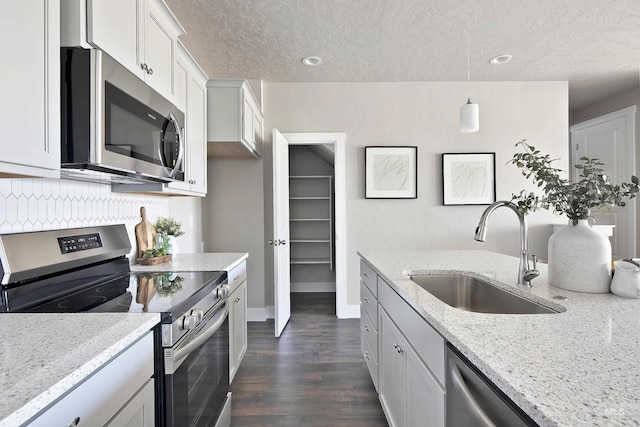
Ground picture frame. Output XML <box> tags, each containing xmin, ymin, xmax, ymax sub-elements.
<box><xmin>442</xmin><ymin>153</ymin><xmax>496</xmax><ymax>205</ymax></box>
<box><xmin>365</xmin><ymin>146</ymin><xmax>417</xmax><ymax>199</ymax></box>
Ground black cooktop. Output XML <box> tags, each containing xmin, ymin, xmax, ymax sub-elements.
<box><xmin>3</xmin><ymin>269</ymin><xmax>226</xmax><ymax>322</ymax></box>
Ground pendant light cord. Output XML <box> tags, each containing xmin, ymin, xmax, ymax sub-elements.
<box><xmin>466</xmin><ymin>6</ymin><xmax>471</xmax><ymax>100</ymax></box>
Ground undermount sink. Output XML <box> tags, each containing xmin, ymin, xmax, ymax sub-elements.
<box><xmin>409</xmin><ymin>274</ymin><xmax>559</xmax><ymax>314</ymax></box>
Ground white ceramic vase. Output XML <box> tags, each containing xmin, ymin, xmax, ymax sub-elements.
<box><xmin>548</xmin><ymin>220</ymin><xmax>612</xmax><ymax>293</ymax></box>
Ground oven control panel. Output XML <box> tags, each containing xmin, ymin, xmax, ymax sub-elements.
<box><xmin>57</xmin><ymin>233</ymin><xmax>103</xmax><ymax>254</ymax></box>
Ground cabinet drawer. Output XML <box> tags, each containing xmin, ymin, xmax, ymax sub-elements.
<box><xmin>360</xmin><ymin>281</ymin><xmax>377</xmax><ymax>324</ymax></box>
<box><xmin>379</xmin><ymin>278</ymin><xmax>445</xmax><ymax>386</ymax></box>
<box><xmin>360</xmin><ymin>259</ymin><xmax>377</xmax><ymax>296</ymax></box>
<box><xmin>227</xmin><ymin>260</ymin><xmax>247</xmax><ymax>293</ymax></box>
<box><xmin>360</xmin><ymin>305</ymin><xmax>378</xmax><ymax>362</ymax></box>
<box><xmin>361</xmin><ymin>332</ymin><xmax>379</xmax><ymax>392</ymax></box>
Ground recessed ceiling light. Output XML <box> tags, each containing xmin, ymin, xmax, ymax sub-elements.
<box><xmin>489</xmin><ymin>54</ymin><xmax>512</xmax><ymax>65</ymax></box>
<box><xmin>302</xmin><ymin>56</ymin><xmax>322</xmax><ymax>66</ymax></box>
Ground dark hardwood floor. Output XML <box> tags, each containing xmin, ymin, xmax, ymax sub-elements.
<box><xmin>230</xmin><ymin>292</ymin><xmax>388</xmax><ymax>426</ymax></box>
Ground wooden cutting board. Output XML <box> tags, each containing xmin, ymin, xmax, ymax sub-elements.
<box><xmin>134</xmin><ymin>206</ymin><xmax>156</xmax><ymax>259</ymax></box>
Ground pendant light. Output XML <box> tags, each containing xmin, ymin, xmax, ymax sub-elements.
<box><xmin>460</xmin><ymin>10</ymin><xmax>479</xmax><ymax>133</ymax></box>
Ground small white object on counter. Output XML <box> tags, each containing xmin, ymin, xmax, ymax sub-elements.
<box><xmin>0</xmin><ymin>313</ymin><xmax>159</xmax><ymax>426</ymax></box>
<box><xmin>611</xmin><ymin>260</ymin><xmax>640</xmax><ymax>298</ymax></box>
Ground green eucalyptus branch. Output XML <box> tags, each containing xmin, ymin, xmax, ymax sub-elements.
<box><xmin>509</xmin><ymin>140</ymin><xmax>640</xmax><ymax>225</ymax></box>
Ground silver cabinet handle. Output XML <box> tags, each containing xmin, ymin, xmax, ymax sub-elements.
<box><xmin>364</xmin><ymin>351</ymin><xmax>371</xmax><ymax>360</ymax></box>
<box><xmin>450</xmin><ymin>362</ymin><xmax>496</xmax><ymax>427</ymax></box>
<box><xmin>363</xmin><ymin>298</ymin><xmax>369</xmax><ymax>304</ymax></box>
<box><xmin>363</xmin><ymin>325</ymin><xmax>369</xmax><ymax>332</ymax></box>
<box><xmin>235</xmin><ymin>297</ymin><xmax>241</xmax><ymax>303</ymax></box>
<box><xmin>393</xmin><ymin>343</ymin><xmax>403</xmax><ymax>354</ymax></box>
<box><xmin>268</xmin><ymin>240</ymin><xmax>276</xmax><ymax>246</ymax></box>
<box><xmin>140</xmin><ymin>63</ymin><xmax>147</xmax><ymax>72</ymax></box>
<box><xmin>363</xmin><ymin>273</ymin><xmax>369</xmax><ymax>278</ymax></box>
<box><xmin>278</xmin><ymin>239</ymin><xmax>287</xmax><ymax>245</ymax></box>
<box><xmin>148</xmin><ymin>66</ymin><xmax>153</xmax><ymax>75</ymax></box>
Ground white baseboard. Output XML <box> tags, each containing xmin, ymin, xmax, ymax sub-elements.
<box><xmin>266</xmin><ymin>305</ymin><xmax>275</xmax><ymax>319</ymax></box>
<box><xmin>247</xmin><ymin>308</ymin><xmax>267</xmax><ymax>322</ymax></box>
<box><xmin>290</xmin><ymin>282</ymin><xmax>336</xmax><ymax>292</ymax></box>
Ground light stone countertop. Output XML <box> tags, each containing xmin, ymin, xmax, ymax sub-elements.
<box><xmin>358</xmin><ymin>249</ymin><xmax>640</xmax><ymax>427</ymax></box>
<box><xmin>0</xmin><ymin>313</ymin><xmax>160</xmax><ymax>427</ymax></box>
<box><xmin>130</xmin><ymin>253</ymin><xmax>248</xmax><ymax>273</ymax></box>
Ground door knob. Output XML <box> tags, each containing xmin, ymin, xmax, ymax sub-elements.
<box><xmin>278</xmin><ymin>239</ymin><xmax>287</xmax><ymax>245</ymax></box>
<box><xmin>268</xmin><ymin>240</ymin><xmax>277</xmax><ymax>246</ymax></box>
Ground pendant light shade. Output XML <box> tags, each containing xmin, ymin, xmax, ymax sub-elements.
<box><xmin>460</xmin><ymin>98</ymin><xmax>479</xmax><ymax>133</ymax></box>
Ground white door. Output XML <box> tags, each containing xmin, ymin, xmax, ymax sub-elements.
<box><xmin>570</xmin><ymin>106</ymin><xmax>637</xmax><ymax>258</ymax></box>
<box><xmin>272</xmin><ymin>129</ymin><xmax>291</xmax><ymax>337</ymax></box>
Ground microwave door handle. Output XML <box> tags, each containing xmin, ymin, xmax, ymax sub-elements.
<box><xmin>168</xmin><ymin>112</ymin><xmax>184</xmax><ymax>179</ymax></box>
<box><xmin>158</xmin><ymin>112</ymin><xmax>184</xmax><ymax>178</ymax></box>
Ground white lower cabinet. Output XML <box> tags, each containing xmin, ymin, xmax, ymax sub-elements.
<box><xmin>228</xmin><ymin>260</ymin><xmax>248</xmax><ymax>383</ymax></box>
<box><xmin>27</xmin><ymin>332</ymin><xmax>155</xmax><ymax>427</ymax></box>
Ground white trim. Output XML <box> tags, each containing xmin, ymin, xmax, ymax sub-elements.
<box><xmin>343</xmin><ymin>304</ymin><xmax>360</xmax><ymax>319</ymax></box>
<box><xmin>570</xmin><ymin>105</ymin><xmax>637</xmax><ymax>257</ymax></box>
<box><xmin>282</xmin><ymin>133</ymin><xmax>348</xmax><ymax>318</ymax></box>
<box><xmin>290</xmin><ymin>282</ymin><xmax>336</xmax><ymax>292</ymax></box>
<box><xmin>266</xmin><ymin>305</ymin><xmax>275</xmax><ymax>319</ymax></box>
<box><xmin>247</xmin><ymin>308</ymin><xmax>267</xmax><ymax>322</ymax></box>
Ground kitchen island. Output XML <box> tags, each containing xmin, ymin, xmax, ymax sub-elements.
<box><xmin>0</xmin><ymin>313</ymin><xmax>159</xmax><ymax>426</ymax></box>
<box><xmin>359</xmin><ymin>249</ymin><xmax>640</xmax><ymax>426</ymax></box>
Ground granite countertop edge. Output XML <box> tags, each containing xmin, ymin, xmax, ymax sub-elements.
<box><xmin>130</xmin><ymin>252</ymin><xmax>248</xmax><ymax>273</ymax></box>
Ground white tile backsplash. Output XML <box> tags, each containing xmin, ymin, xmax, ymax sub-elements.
<box><xmin>0</xmin><ymin>178</ymin><xmax>169</xmax><ymax>257</ymax></box>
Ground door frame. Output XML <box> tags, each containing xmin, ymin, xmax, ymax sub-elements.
<box><xmin>570</xmin><ymin>105</ymin><xmax>637</xmax><ymax>257</ymax></box>
<box><xmin>281</xmin><ymin>132</ymin><xmax>348</xmax><ymax>318</ymax></box>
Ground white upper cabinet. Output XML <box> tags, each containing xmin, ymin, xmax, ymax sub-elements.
<box><xmin>63</xmin><ymin>0</ymin><xmax>184</xmax><ymax>102</ymax></box>
<box><xmin>0</xmin><ymin>0</ymin><xmax>60</xmax><ymax>178</ymax></box>
<box><xmin>166</xmin><ymin>43</ymin><xmax>208</xmax><ymax>196</ymax></box>
<box><xmin>207</xmin><ymin>80</ymin><xmax>264</xmax><ymax>159</ymax></box>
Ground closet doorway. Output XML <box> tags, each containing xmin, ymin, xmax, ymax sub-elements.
<box><xmin>272</xmin><ymin>131</ymin><xmax>347</xmax><ymax>337</ymax></box>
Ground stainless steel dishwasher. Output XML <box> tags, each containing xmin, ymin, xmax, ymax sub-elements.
<box><xmin>446</xmin><ymin>344</ymin><xmax>538</xmax><ymax>427</ymax></box>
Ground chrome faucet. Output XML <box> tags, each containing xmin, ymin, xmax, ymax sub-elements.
<box><xmin>474</xmin><ymin>201</ymin><xmax>539</xmax><ymax>287</ymax></box>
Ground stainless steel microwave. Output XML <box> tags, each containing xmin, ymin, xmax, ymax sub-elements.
<box><xmin>60</xmin><ymin>47</ymin><xmax>184</xmax><ymax>184</ymax></box>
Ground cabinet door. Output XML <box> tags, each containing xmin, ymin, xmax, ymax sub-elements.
<box><xmin>406</xmin><ymin>346</ymin><xmax>445</xmax><ymax>427</ymax></box>
<box><xmin>230</xmin><ymin>280</ymin><xmax>247</xmax><ymax>382</ymax></box>
<box><xmin>0</xmin><ymin>0</ymin><xmax>59</xmax><ymax>177</ymax></box>
<box><xmin>87</xmin><ymin>0</ymin><xmax>141</xmax><ymax>79</ymax></box>
<box><xmin>141</xmin><ymin>0</ymin><xmax>175</xmax><ymax>100</ymax></box>
<box><xmin>241</xmin><ymin>93</ymin><xmax>255</xmax><ymax>149</ymax></box>
<box><xmin>187</xmin><ymin>75</ymin><xmax>207</xmax><ymax>194</ymax></box>
<box><xmin>105</xmin><ymin>379</ymin><xmax>155</xmax><ymax>427</ymax></box>
<box><xmin>253</xmin><ymin>112</ymin><xmax>263</xmax><ymax>157</ymax></box>
<box><xmin>379</xmin><ymin>308</ymin><xmax>406</xmax><ymax>427</ymax></box>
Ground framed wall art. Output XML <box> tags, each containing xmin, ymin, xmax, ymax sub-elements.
<box><xmin>365</xmin><ymin>146</ymin><xmax>417</xmax><ymax>199</ymax></box>
<box><xmin>442</xmin><ymin>152</ymin><xmax>496</xmax><ymax>205</ymax></box>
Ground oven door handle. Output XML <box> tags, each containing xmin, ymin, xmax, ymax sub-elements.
<box><xmin>166</xmin><ymin>302</ymin><xmax>229</xmax><ymax>373</ymax></box>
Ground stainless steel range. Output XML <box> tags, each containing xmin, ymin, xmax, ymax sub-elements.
<box><xmin>0</xmin><ymin>224</ymin><xmax>232</xmax><ymax>427</ymax></box>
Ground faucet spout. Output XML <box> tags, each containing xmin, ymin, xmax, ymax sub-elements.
<box><xmin>474</xmin><ymin>201</ymin><xmax>537</xmax><ymax>287</ymax></box>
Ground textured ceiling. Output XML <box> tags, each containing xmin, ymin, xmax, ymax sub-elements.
<box><xmin>165</xmin><ymin>0</ymin><xmax>640</xmax><ymax>110</ymax></box>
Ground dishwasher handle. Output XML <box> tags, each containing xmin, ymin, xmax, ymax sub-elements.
<box><xmin>450</xmin><ymin>361</ymin><xmax>497</xmax><ymax>427</ymax></box>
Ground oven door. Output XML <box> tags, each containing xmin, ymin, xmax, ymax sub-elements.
<box><xmin>161</xmin><ymin>300</ymin><xmax>230</xmax><ymax>427</ymax></box>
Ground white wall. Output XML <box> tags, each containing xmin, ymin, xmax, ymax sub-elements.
<box><xmin>263</xmin><ymin>81</ymin><xmax>569</xmax><ymax>308</ymax></box>
<box><xmin>203</xmin><ymin>159</ymin><xmax>265</xmax><ymax>313</ymax></box>
<box><xmin>168</xmin><ymin>196</ymin><xmax>204</xmax><ymax>253</ymax></box>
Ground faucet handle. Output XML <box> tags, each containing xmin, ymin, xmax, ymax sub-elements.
<box><xmin>531</xmin><ymin>254</ymin><xmax>538</xmax><ymax>270</ymax></box>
